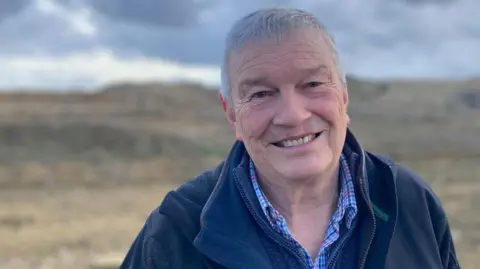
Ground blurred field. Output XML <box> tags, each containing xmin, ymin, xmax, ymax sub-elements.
<box><xmin>0</xmin><ymin>77</ymin><xmax>479</xmax><ymax>268</ymax></box>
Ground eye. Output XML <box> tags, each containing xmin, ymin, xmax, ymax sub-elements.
<box><xmin>305</xmin><ymin>81</ymin><xmax>323</xmax><ymax>88</ymax></box>
<box><xmin>250</xmin><ymin>91</ymin><xmax>271</xmax><ymax>99</ymax></box>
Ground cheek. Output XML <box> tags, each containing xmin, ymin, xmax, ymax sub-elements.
<box><xmin>237</xmin><ymin>106</ymin><xmax>272</xmax><ymax>139</ymax></box>
<box><xmin>331</xmin><ymin>90</ymin><xmax>347</xmax><ymax>114</ymax></box>
<box><xmin>310</xmin><ymin>98</ymin><xmax>345</xmax><ymax>124</ymax></box>
<box><xmin>307</xmin><ymin>88</ymin><xmax>346</xmax><ymax>118</ymax></box>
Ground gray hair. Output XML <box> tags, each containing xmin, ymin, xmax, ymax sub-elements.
<box><xmin>220</xmin><ymin>7</ymin><xmax>347</xmax><ymax>102</ymax></box>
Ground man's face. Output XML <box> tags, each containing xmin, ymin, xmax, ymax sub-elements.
<box><xmin>225</xmin><ymin>29</ymin><xmax>349</xmax><ymax>181</ymax></box>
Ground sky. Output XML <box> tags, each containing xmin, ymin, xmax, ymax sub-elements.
<box><xmin>0</xmin><ymin>0</ymin><xmax>479</xmax><ymax>90</ymax></box>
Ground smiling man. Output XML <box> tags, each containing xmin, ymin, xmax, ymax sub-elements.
<box><xmin>120</xmin><ymin>7</ymin><xmax>461</xmax><ymax>269</ymax></box>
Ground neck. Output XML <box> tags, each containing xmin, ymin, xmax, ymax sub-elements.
<box><xmin>257</xmin><ymin>164</ymin><xmax>340</xmax><ymax>224</ymax></box>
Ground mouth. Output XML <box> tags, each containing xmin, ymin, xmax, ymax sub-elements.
<box><xmin>272</xmin><ymin>132</ymin><xmax>323</xmax><ymax>148</ymax></box>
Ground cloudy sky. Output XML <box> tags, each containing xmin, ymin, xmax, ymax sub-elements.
<box><xmin>0</xmin><ymin>0</ymin><xmax>479</xmax><ymax>90</ymax></box>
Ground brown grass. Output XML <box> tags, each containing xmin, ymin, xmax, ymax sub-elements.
<box><xmin>0</xmin><ymin>92</ymin><xmax>114</xmax><ymax>103</ymax></box>
<box><xmin>0</xmin><ymin>78</ymin><xmax>478</xmax><ymax>269</ymax></box>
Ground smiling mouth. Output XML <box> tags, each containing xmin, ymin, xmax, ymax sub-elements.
<box><xmin>272</xmin><ymin>132</ymin><xmax>322</xmax><ymax>148</ymax></box>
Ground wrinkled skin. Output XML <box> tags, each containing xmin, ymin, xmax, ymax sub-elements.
<box><xmin>223</xmin><ymin>29</ymin><xmax>350</xmax><ymax>187</ymax></box>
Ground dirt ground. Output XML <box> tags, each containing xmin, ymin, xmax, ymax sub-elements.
<box><xmin>3</xmin><ymin>159</ymin><xmax>479</xmax><ymax>269</ymax></box>
<box><xmin>0</xmin><ymin>80</ymin><xmax>478</xmax><ymax>268</ymax></box>
<box><xmin>0</xmin><ymin>185</ymin><xmax>174</xmax><ymax>269</ymax></box>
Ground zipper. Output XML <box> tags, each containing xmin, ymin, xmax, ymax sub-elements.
<box><xmin>234</xmin><ymin>171</ymin><xmax>310</xmax><ymax>269</ymax></box>
<box><xmin>385</xmin><ymin>161</ymin><xmax>398</xmax><ymax>266</ymax></box>
<box><xmin>327</xmin><ymin>153</ymin><xmax>359</xmax><ymax>269</ymax></box>
<box><xmin>326</xmin><ymin>219</ymin><xmax>356</xmax><ymax>269</ymax></box>
<box><xmin>359</xmin><ymin>151</ymin><xmax>376</xmax><ymax>269</ymax></box>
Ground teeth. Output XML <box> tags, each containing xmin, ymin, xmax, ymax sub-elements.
<box><xmin>280</xmin><ymin>134</ymin><xmax>315</xmax><ymax>148</ymax></box>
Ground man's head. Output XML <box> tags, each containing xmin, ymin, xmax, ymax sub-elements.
<box><xmin>221</xmin><ymin>7</ymin><xmax>350</xmax><ymax>182</ymax></box>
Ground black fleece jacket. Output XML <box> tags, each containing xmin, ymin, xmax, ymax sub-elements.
<box><xmin>120</xmin><ymin>129</ymin><xmax>461</xmax><ymax>269</ymax></box>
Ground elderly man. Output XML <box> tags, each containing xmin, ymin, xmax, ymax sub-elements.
<box><xmin>120</xmin><ymin>7</ymin><xmax>460</xmax><ymax>269</ymax></box>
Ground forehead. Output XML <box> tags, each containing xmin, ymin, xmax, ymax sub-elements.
<box><xmin>228</xmin><ymin>29</ymin><xmax>334</xmax><ymax>80</ymax></box>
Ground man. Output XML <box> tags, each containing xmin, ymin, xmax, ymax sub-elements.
<box><xmin>120</xmin><ymin>7</ymin><xmax>461</xmax><ymax>269</ymax></box>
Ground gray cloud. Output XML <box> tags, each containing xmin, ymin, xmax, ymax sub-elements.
<box><xmin>0</xmin><ymin>0</ymin><xmax>479</xmax><ymax>82</ymax></box>
<box><xmin>0</xmin><ymin>1</ymin><xmax>95</xmax><ymax>57</ymax></box>
<box><xmin>398</xmin><ymin>0</ymin><xmax>456</xmax><ymax>5</ymax></box>
<box><xmin>84</xmin><ymin>0</ymin><xmax>216</xmax><ymax>27</ymax></box>
<box><xmin>0</xmin><ymin>0</ymin><xmax>32</xmax><ymax>20</ymax></box>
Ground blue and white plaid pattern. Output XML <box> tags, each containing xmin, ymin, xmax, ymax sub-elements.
<box><xmin>250</xmin><ymin>153</ymin><xmax>358</xmax><ymax>269</ymax></box>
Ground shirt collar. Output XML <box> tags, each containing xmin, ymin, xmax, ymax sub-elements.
<box><xmin>249</xmin><ymin>153</ymin><xmax>358</xmax><ymax>229</ymax></box>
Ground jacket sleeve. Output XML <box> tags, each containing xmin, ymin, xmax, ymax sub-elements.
<box><xmin>120</xmin><ymin>211</ymin><xmax>207</xmax><ymax>269</ymax></box>
<box><xmin>436</xmin><ymin>215</ymin><xmax>461</xmax><ymax>269</ymax></box>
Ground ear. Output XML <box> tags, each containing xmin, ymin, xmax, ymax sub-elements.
<box><xmin>342</xmin><ymin>88</ymin><xmax>351</xmax><ymax>124</ymax></box>
<box><xmin>219</xmin><ymin>93</ymin><xmax>243</xmax><ymax>141</ymax></box>
<box><xmin>219</xmin><ymin>92</ymin><xmax>228</xmax><ymax>112</ymax></box>
<box><xmin>342</xmin><ymin>87</ymin><xmax>349</xmax><ymax>107</ymax></box>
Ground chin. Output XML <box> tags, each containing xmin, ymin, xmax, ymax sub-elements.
<box><xmin>273</xmin><ymin>150</ymin><xmax>334</xmax><ymax>181</ymax></box>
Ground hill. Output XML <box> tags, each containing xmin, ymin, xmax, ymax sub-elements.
<box><xmin>0</xmin><ymin>77</ymin><xmax>478</xmax><ymax>268</ymax></box>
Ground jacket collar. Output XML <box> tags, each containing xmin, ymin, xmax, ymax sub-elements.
<box><xmin>193</xmin><ymin>128</ymin><xmax>398</xmax><ymax>269</ymax></box>
<box><xmin>194</xmin><ymin>141</ymin><xmax>276</xmax><ymax>269</ymax></box>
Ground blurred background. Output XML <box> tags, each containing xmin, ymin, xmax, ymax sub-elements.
<box><xmin>0</xmin><ymin>0</ymin><xmax>479</xmax><ymax>268</ymax></box>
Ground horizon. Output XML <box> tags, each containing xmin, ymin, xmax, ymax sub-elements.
<box><xmin>2</xmin><ymin>54</ymin><xmax>479</xmax><ymax>92</ymax></box>
<box><xmin>1</xmin><ymin>1</ymin><xmax>479</xmax><ymax>91</ymax></box>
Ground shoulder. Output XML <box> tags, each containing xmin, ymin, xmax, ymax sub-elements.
<box><xmin>366</xmin><ymin>152</ymin><xmax>460</xmax><ymax>267</ymax></box>
<box><xmin>395</xmin><ymin>164</ymin><xmax>442</xmax><ymax>205</ymax></box>
<box><xmin>151</xmin><ymin>161</ymin><xmax>225</xmax><ymax>238</ymax></box>
<box><xmin>393</xmin><ymin>160</ymin><xmax>446</xmax><ymax>221</ymax></box>
<box><xmin>368</xmin><ymin>152</ymin><xmax>447</xmax><ymax>223</ymax></box>
<box><xmin>120</xmin><ymin>163</ymin><xmax>225</xmax><ymax>269</ymax></box>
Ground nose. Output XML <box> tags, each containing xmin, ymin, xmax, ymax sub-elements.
<box><xmin>272</xmin><ymin>89</ymin><xmax>311</xmax><ymax>127</ymax></box>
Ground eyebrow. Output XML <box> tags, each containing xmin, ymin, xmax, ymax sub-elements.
<box><xmin>237</xmin><ymin>76</ymin><xmax>270</xmax><ymax>98</ymax></box>
<box><xmin>239</xmin><ymin>64</ymin><xmax>328</xmax><ymax>86</ymax></box>
<box><xmin>239</xmin><ymin>76</ymin><xmax>269</xmax><ymax>89</ymax></box>
<box><xmin>237</xmin><ymin>63</ymin><xmax>331</xmax><ymax>96</ymax></box>
<box><xmin>303</xmin><ymin>64</ymin><xmax>329</xmax><ymax>76</ymax></box>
